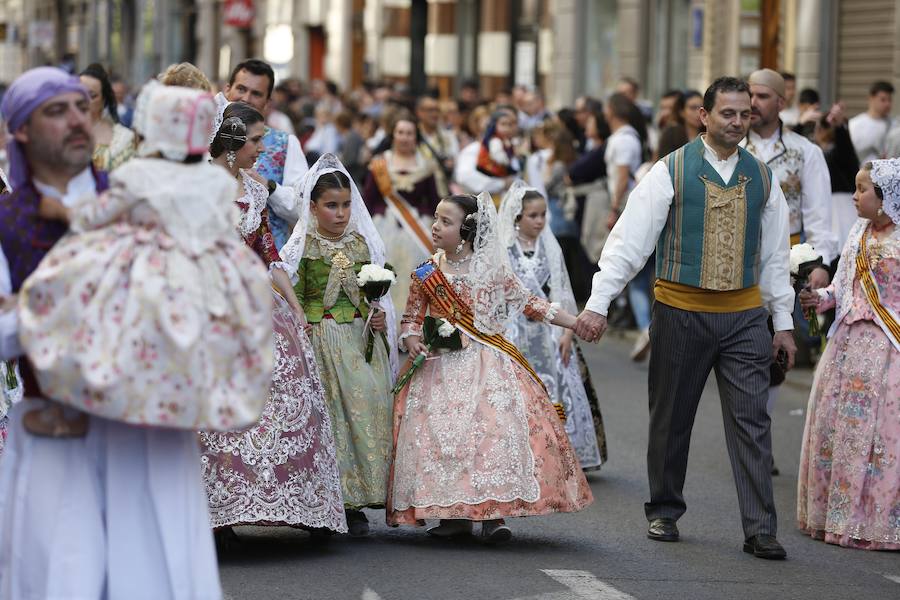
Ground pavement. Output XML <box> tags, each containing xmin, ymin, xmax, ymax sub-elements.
<box><xmin>220</xmin><ymin>333</ymin><xmax>899</xmax><ymax>600</ymax></box>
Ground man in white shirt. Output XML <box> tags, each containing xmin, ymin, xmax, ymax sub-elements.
<box><xmin>744</xmin><ymin>69</ymin><xmax>836</xmax><ymax>281</ymax></box>
<box><xmin>849</xmin><ymin>80</ymin><xmax>894</xmax><ymax>164</ymax></box>
<box><xmin>224</xmin><ymin>58</ymin><xmax>309</xmax><ymax>248</ymax></box>
<box><xmin>0</xmin><ymin>67</ymin><xmax>220</xmax><ymax>599</ymax></box>
<box><xmin>575</xmin><ymin>77</ymin><xmax>796</xmax><ymax>560</ymax></box>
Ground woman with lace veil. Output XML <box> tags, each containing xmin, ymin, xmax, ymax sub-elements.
<box><xmin>200</xmin><ymin>103</ymin><xmax>347</xmax><ymax>542</ymax></box>
<box><xmin>499</xmin><ymin>181</ymin><xmax>607</xmax><ymax>471</ymax></box>
<box><xmin>386</xmin><ymin>191</ymin><xmax>593</xmax><ymax>542</ymax></box>
<box><xmin>281</xmin><ymin>153</ymin><xmax>398</xmax><ymax>537</ymax></box>
<box><xmin>797</xmin><ymin>158</ymin><xmax>900</xmax><ymax>550</ymax></box>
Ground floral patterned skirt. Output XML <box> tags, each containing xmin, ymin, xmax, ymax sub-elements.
<box><xmin>797</xmin><ymin>319</ymin><xmax>900</xmax><ymax>550</ymax></box>
<box><xmin>17</xmin><ymin>222</ymin><xmax>273</xmax><ymax>431</ymax></box>
<box><xmin>387</xmin><ymin>343</ymin><xmax>593</xmax><ymax>526</ymax></box>
<box><xmin>200</xmin><ymin>292</ymin><xmax>347</xmax><ymax>532</ymax></box>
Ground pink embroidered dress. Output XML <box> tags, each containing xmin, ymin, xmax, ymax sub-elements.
<box><xmin>386</xmin><ymin>193</ymin><xmax>592</xmax><ymax>526</ymax></box>
<box><xmin>200</xmin><ymin>173</ymin><xmax>346</xmax><ymax>532</ymax></box>
<box><xmin>797</xmin><ymin>218</ymin><xmax>900</xmax><ymax>550</ymax></box>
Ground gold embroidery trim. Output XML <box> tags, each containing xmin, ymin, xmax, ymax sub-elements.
<box><xmin>699</xmin><ymin>174</ymin><xmax>749</xmax><ymax>290</ymax></box>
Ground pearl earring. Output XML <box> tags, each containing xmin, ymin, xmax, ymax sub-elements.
<box><xmin>877</xmin><ymin>207</ymin><xmax>885</xmax><ymax>217</ymax></box>
<box><xmin>514</xmin><ymin>223</ymin><xmax>520</xmax><ymax>231</ymax></box>
<box><xmin>455</xmin><ymin>240</ymin><xmax>465</xmax><ymax>255</ymax></box>
<box><xmin>226</xmin><ymin>150</ymin><xmax>237</xmax><ymax>169</ymax></box>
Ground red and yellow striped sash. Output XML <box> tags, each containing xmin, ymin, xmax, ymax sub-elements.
<box><xmin>413</xmin><ymin>261</ymin><xmax>547</xmax><ymax>394</ymax></box>
<box><xmin>856</xmin><ymin>228</ymin><xmax>900</xmax><ymax>347</ymax></box>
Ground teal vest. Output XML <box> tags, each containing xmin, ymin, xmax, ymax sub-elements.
<box><xmin>656</xmin><ymin>137</ymin><xmax>772</xmax><ymax>291</ymax></box>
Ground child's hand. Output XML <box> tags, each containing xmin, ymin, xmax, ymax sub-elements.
<box><xmin>38</xmin><ymin>196</ymin><xmax>70</xmax><ymax>223</ymax></box>
<box><xmin>404</xmin><ymin>336</ymin><xmax>429</xmax><ymax>358</ymax></box>
<box><xmin>799</xmin><ymin>289</ymin><xmax>820</xmax><ymax>311</ymax></box>
<box><xmin>370</xmin><ymin>310</ymin><xmax>387</xmax><ymax>332</ymax></box>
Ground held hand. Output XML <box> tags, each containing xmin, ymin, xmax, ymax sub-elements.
<box><xmin>559</xmin><ymin>332</ymin><xmax>574</xmax><ymax>366</ymax></box>
<box><xmin>798</xmin><ymin>289</ymin><xmax>821</xmax><ymax>311</ymax></box>
<box><xmin>772</xmin><ymin>331</ymin><xmax>797</xmax><ymax>372</ymax></box>
<box><xmin>38</xmin><ymin>196</ymin><xmax>70</xmax><ymax>223</ymax></box>
<box><xmin>369</xmin><ymin>309</ymin><xmax>387</xmax><ymax>332</ymax></box>
<box><xmin>574</xmin><ymin>310</ymin><xmax>608</xmax><ymax>343</ymax></box>
<box><xmin>807</xmin><ymin>266</ymin><xmax>830</xmax><ymax>290</ymax></box>
<box><xmin>403</xmin><ymin>336</ymin><xmax>429</xmax><ymax>358</ymax></box>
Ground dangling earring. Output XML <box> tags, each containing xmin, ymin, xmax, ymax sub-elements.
<box><xmin>877</xmin><ymin>207</ymin><xmax>885</xmax><ymax>217</ymax></box>
<box><xmin>514</xmin><ymin>223</ymin><xmax>520</xmax><ymax>231</ymax></box>
<box><xmin>455</xmin><ymin>240</ymin><xmax>465</xmax><ymax>255</ymax></box>
<box><xmin>226</xmin><ymin>150</ymin><xmax>237</xmax><ymax>169</ymax></box>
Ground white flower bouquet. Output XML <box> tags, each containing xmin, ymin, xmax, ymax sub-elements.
<box><xmin>358</xmin><ymin>263</ymin><xmax>396</xmax><ymax>362</ymax></box>
<box><xmin>789</xmin><ymin>243</ymin><xmax>824</xmax><ymax>337</ymax></box>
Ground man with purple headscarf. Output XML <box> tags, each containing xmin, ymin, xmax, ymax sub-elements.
<box><xmin>0</xmin><ymin>67</ymin><xmax>222</xmax><ymax>600</ymax></box>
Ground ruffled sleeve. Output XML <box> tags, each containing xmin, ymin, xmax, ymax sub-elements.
<box><xmin>400</xmin><ymin>276</ymin><xmax>428</xmax><ymax>341</ymax></box>
<box><xmin>501</xmin><ymin>269</ymin><xmax>557</xmax><ymax>323</ymax></box>
<box><xmin>69</xmin><ymin>180</ymin><xmax>139</xmax><ymax>233</ymax></box>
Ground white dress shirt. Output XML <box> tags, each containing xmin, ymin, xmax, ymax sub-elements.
<box><xmin>0</xmin><ymin>168</ymin><xmax>97</xmax><ymax>360</ymax></box>
<box><xmin>453</xmin><ymin>141</ymin><xmax>507</xmax><ymax>195</ymax></box>
<box><xmin>742</xmin><ymin>126</ymin><xmax>838</xmax><ymax>264</ymax></box>
<box><xmin>266</xmin><ymin>133</ymin><xmax>309</xmax><ymax>224</ymax></box>
<box><xmin>848</xmin><ymin>112</ymin><xmax>892</xmax><ymax>164</ymax></box>
<box><xmin>585</xmin><ymin>136</ymin><xmax>795</xmax><ymax>331</ymax></box>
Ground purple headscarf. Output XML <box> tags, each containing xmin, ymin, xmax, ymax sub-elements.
<box><xmin>0</xmin><ymin>66</ymin><xmax>88</xmax><ymax>191</ymax></box>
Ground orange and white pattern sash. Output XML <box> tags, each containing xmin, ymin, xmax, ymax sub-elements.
<box><xmin>413</xmin><ymin>260</ymin><xmax>547</xmax><ymax>394</ymax></box>
<box><xmin>856</xmin><ymin>227</ymin><xmax>900</xmax><ymax>349</ymax></box>
<box><xmin>370</xmin><ymin>158</ymin><xmax>435</xmax><ymax>255</ymax></box>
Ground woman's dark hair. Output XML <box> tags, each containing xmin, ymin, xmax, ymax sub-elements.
<box><xmin>515</xmin><ymin>190</ymin><xmax>546</xmax><ymax>222</ymax></box>
<box><xmin>209</xmin><ymin>102</ymin><xmax>265</xmax><ymax>158</ymax></box>
<box><xmin>608</xmin><ymin>92</ymin><xmax>648</xmax><ymax>146</ymax></box>
<box><xmin>862</xmin><ymin>162</ymin><xmax>885</xmax><ymax>200</ymax></box>
<box><xmin>445</xmin><ymin>194</ymin><xmax>478</xmax><ymax>242</ymax></box>
<box><xmin>80</xmin><ymin>63</ymin><xmax>119</xmax><ymax>124</ymax></box>
<box><xmin>310</xmin><ymin>170</ymin><xmax>351</xmax><ymax>203</ymax></box>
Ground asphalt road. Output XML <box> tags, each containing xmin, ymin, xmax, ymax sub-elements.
<box><xmin>219</xmin><ymin>333</ymin><xmax>900</xmax><ymax>600</ymax></box>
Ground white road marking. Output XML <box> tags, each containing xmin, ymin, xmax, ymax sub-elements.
<box><xmin>361</xmin><ymin>587</ymin><xmax>385</xmax><ymax>600</ymax></box>
<box><xmin>541</xmin><ymin>570</ymin><xmax>638</xmax><ymax>600</ymax></box>
<box><xmin>885</xmin><ymin>575</ymin><xmax>900</xmax><ymax>585</ymax></box>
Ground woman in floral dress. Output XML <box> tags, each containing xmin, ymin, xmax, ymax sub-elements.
<box><xmin>499</xmin><ymin>181</ymin><xmax>607</xmax><ymax>470</ymax></box>
<box><xmin>797</xmin><ymin>158</ymin><xmax>900</xmax><ymax>550</ymax></box>
<box><xmin>200</xmin><ymin>103</ymin><xmax>346</xmax><ymax>539</ymax></box>
<box><xmin>387</xmin><ymin>192</ymin><xmax>593</xmax><ymax>542</ymax></box>
<box><xmin>281</xmin><ymin>153</ymin><xmax>398</xmax><ymax>537</ymax></box>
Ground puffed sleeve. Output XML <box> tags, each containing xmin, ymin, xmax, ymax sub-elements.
<box><xmin>69</xmin><ymin>180</ymin><xmax>139</xmax><ymax>233</ymax></box>
<box><xmin>400</xmin><ymin>276</ymin><xmax>428</xmax><ymax>341</ymax></box>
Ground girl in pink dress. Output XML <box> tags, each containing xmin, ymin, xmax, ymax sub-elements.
<box><xmin>797</xmin><ymin>158</ymin><xmax>900</xmax><ymax>550</ymax></box>
<box><xmin>387</xmin><ymin>191</ymin><xmax>593</xmax><ymax>542</ymax></box>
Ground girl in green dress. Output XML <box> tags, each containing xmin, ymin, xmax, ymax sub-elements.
<box><xmin>281</xmin><ymin>154</ymin><xmax>398</xmax><ymax>537</ymax></box>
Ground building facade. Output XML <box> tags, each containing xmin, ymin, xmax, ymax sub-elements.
<box><xmin>0</xmin><ymin>0</ymin><xmax>897</xmax><ymax>117</ymax></box>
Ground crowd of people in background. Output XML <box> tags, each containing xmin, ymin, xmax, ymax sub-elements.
<box><xmin>0</xmin><ymin>54</ymin><xmax>898</xmax><ymax>600</ymax></box>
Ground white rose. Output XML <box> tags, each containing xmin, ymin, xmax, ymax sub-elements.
<box><xmin>789</xmin><ymin>243</ymin><xmax>821</xmax><ymax>276</ymax></box>
<box><xmin>357</xmin><ymin>263</ymin><xmax>396</xmax><ymax>287</ymax></box>
<box><xmin>437</xmin><ymin>319</ymin><xmax>456</xmax><ymax>338</ymax></box>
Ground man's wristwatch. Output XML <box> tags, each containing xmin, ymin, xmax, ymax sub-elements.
<box><xmin>266</xmin><ymin>179</ymin><xmax>277</xmax><ymax>196</ymax></box>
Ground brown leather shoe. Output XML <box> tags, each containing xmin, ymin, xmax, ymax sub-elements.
<box><xmin>647</xmin><ymin>518</ymin><xmax>679</xmax><ymax>542</ymax></box>
<box><xmin>743</xmin><ymin>534</ymin><xmax>787</xmax><ymax>560</ymax></box>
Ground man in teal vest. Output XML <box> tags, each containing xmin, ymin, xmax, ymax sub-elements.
<box><xmin>575</xmin><ymin>77</ymin><xmax>797</xmax><ymax>559</ymax></box>
<box><xmin>224</xmin><ymin>59</ymin><xmax>309</xmax><ymax>248</ymax></box>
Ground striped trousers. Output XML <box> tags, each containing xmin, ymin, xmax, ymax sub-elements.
<box><xmin>645</xmin><ymin>302</ymin><xmax>777</xmax><ymax>538</ymax></box>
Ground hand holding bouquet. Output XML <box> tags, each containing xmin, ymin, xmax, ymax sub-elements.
<box><xmin>391</xmin><ymin>317</ymin><xmax>462</xmax><ymax>395</ymax></box>
<box><xmin>789</xmin><ymin>243</ymin><xmax>824</xmax><ymax>337</ymax></box>
<box><xmin>358</xmin><ymin>264</ymin><xmax>396</xmax><ymax>362</ymax></box>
